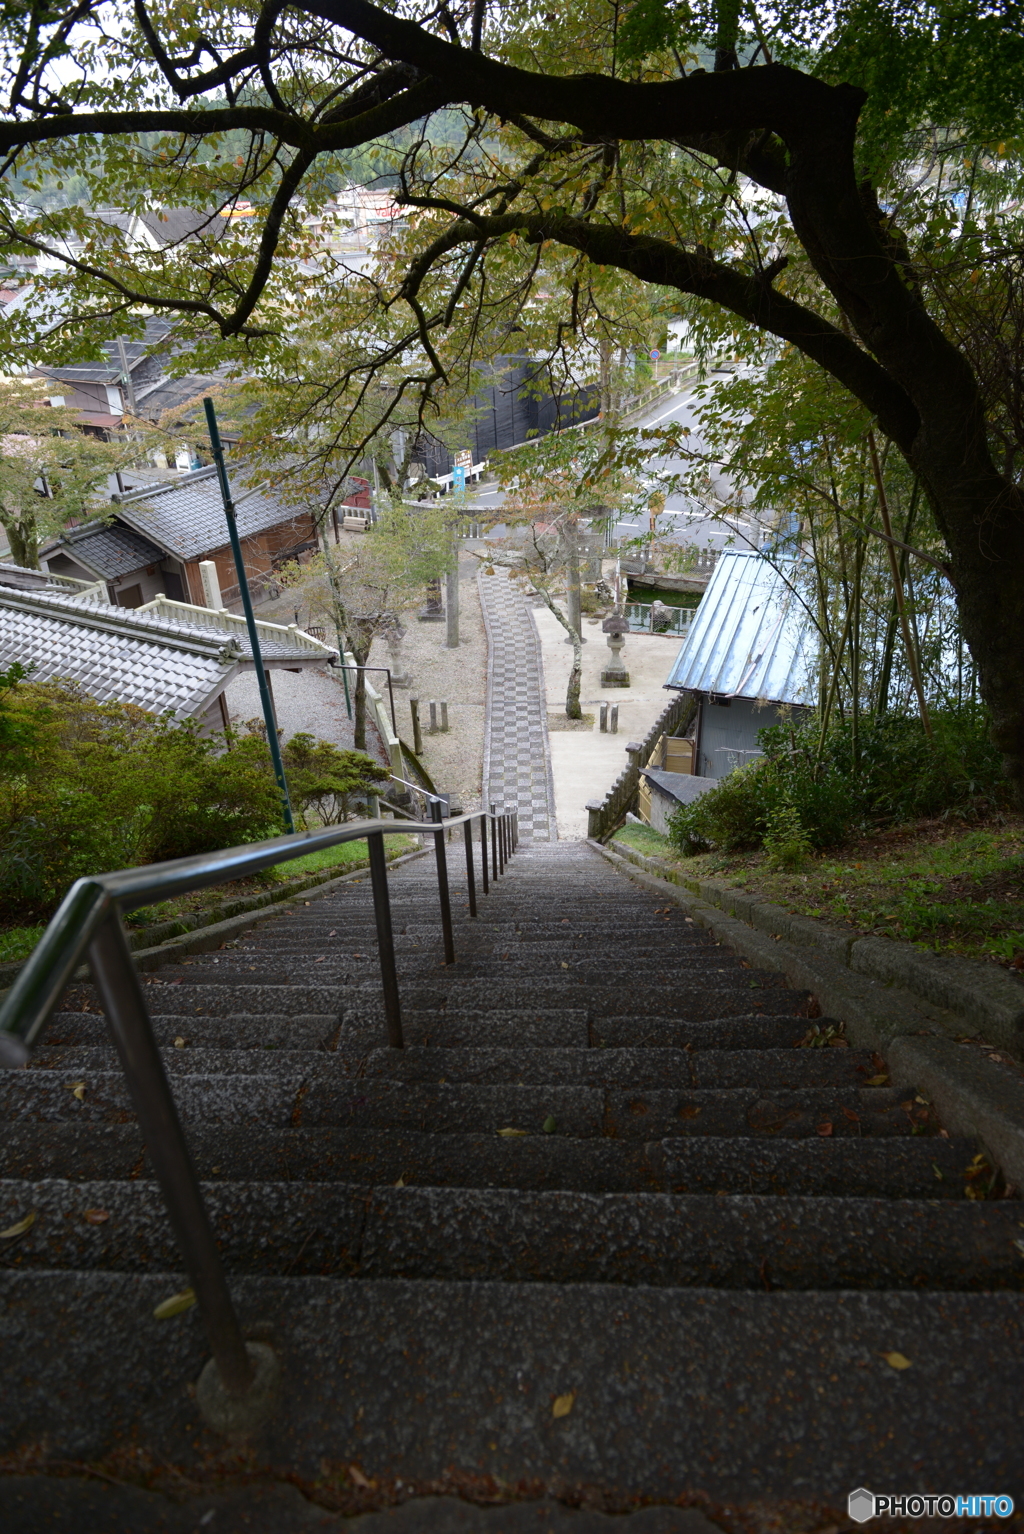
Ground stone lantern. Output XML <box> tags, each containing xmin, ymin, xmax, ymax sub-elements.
<box><xmin>601</xmin><ymin>613</ymin><xmax>630</xmax><ymax>687</ymax></box>
<box><xmin>383</xmin><ymin>615</ymin><xmax>411</xmax><ymax>687</ymax></box>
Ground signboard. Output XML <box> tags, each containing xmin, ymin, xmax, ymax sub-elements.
<box><xmin>649</xmin><ymin>348</ymin><xmax>661</xmax><ymax>361</ymax></box>
<box><xmin>452</xmin><ymin>465</ymin><xmax>466</xmax><ymax>493</ymax></box>
<box><xmin>454</xmin><ymin>450</ymin><xmax>473</xmax><ymax>469</ymax></box>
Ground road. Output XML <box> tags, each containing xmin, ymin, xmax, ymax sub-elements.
<box><xmin>458</xmin><ymin>366</ymin><xmax>763</xmax><ymax>557</ymax></box>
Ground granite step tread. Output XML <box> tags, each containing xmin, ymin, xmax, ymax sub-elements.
<box><xmin>2</xmin><ymin>1179</ymin><xmax>1020</xmax><ymax>1289</ymax></box>
<box><xmin>1</xmin><ymin>1272</ymin><xmax>1020</xmax><ymax>1493</ymax></box>
<box><xmin>0</xmin><ymin>1123</ymin><xmax>980</xmax><ymax>1196</ymax></box>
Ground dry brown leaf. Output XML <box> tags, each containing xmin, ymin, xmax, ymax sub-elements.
<box><xmin>66</xmin><ymin>1080</ymin><xmax>86</xmax><ymax>1100</ymax></box>
<box><xmin>552</xmin><ymin>1391</ymin><xmax>576</xmax><ymax>1418</ymax></box>
<box><xmin>394</xmin><ymin>1176</ymin><xmax>405</xmax><ymax>1188</ymax></box>
<box><xmin>497</xmin><ymin>1127</ymin><xmax>528</xmax><ymax>1137</ymax></box>
<box><xmin>816</xmin><ymin>1121</ymin><xmax>833</xmax><ymax>1136</ymax></box>
<box><xmin>173</xmin><ymin>1037</ymin><xmax>186</xmax><ymax>1049</ymax></box>
<box><xmin>865</xmin><ymin>1073</ymin><xmax>889</xmax><ymax>1086</ymax></box>
<box><xmin>83</xmin><ymin>1208</ymin><xmax>110</xmax><ymax>1225</ymax></box>
<box><xmin>348</xmin><ymin>1465</ymin><xmax>371</xmax><ymax>1489</ymax></box>
<box><xmin>0</xmin><ymin>1210</ymin><xmax>35</xmax><ymax>1240</ymax></box>
<box><xmin>153</xmin><ymin>1287</ymin><xmax>196</xmax><ymax>1320</ymax></box>
<box><xmin>880</xmin><ymin>1350</ymin><xmax>912</xmax><ymax>1370</ymax></box>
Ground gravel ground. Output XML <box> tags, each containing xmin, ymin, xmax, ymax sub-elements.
<box><xmin>367</xmin><ymin>552</ymin><xmax>487</xmax><ymax>811</ymax></box>
<box><xmin>229</xmin><ymin>550</ymin><xmax>488</xmax><ymax>808</ymax></box>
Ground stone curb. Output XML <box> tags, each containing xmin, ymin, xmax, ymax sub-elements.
<box><xmin>129</xmin><ymin>846</ymin><xmax>430</xmax><ymax>973</ymax></box>
<box><xmin>604</xmin><ymin>837</ymin><xmax>1024</xmax><ymax>1050</ymax></box>
<box><xmin>1</xmin><ymin>846</ymin><xmax>430</xmax><ymax>1002</ymax></box>
<box><xmin>592</xmin><ymin>838</ymin><xmax>1024</xmax><ymax>1187</ymax></box>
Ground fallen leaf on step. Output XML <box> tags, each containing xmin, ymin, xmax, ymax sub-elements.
<box><xmin>153</xmin><ymin>1287</ymin><xmax>196</xmax><ymax>1319</ymax></box>
<box><xmin>0</xmin><ymin>1211</ymin><xmax>35</xmax><ymax>1240</ymax></box>
<box><xmin>66</xmin><ymin>1081</ymin><xmax>86</xmax><ymax>1100</ymax></box>
<box><xmin>864</xmin><ymin>1074</ymin><xmax>889</xmax><ymax>1086</ymax></box>
<box><xmin>560</xmin><ymin>962</ymin><xmax>569</xmax><ymax>969</ymax></box>
<box><xmin>315</xmin><ymin>957</ymin><xmax>325</xmax><ymax>963</ymax></box>
<box><xmin>880</xmin><ymin>1351</ymin><xmax>912</xmax><ymax>1370</ymax></box>
<box><xmin>552</xmin><ymin>1391</ymin><xmax>575</xmax><ymax>1418</ymax></box>
<box><xmin>348</xmin><ymin>1465</ymin><xmax>371</xmax><ymax>1489</ymax></box>
<box><xmin>543</xmin><ymin>1116</ymin><xmax>557</xmax><ymax>1133</ymax></box>
<box><xmin>83</xmin><ymin>1208</ymin><xmax>110</xmax><ymax>1225</ymax></box>
<box><xmin>932</xmin><ymin>1164</ymin><xmax>944</xmax><ymax>1180</ymax></box>
<box><xmin>816</xmin><ymin>1121</ymin><xmax>833</xmax><ymax>1136</ymax></box>
<box><xmin>497</xmin><ymin>1127</ymin><xmax>528</xmax><ymax>1137</ymax></box>
<box><xmin>329</xmin><ymin>930</ymin><xmax>337</xmax><ymax>937</ymax></box>
<box><xmin>394</xmin><ymin>1176</ymin><xmax>405</xmax><ymax>1188</ymax></box>
<box><xmin>174</xmin><ymin>1037</ymin><xmax>186</xmax><ymax>1049</ymax></box>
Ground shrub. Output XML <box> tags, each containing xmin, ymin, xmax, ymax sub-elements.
<box><xmin>280</xmin><ymin>734</ymin><xmax>389</xmax><ymax>825</ymax></box>
<box><xmin>0</xmin><ymin>678</ymin><xmax>284</xmax><ymax>922</ymax></box>
<box><xmin>666</xmin><ymin>707</ymin><xmax>1004</xmax><ymax>859</ymax></box>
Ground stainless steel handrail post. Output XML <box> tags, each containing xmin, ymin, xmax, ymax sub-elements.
<box><xmin>463</xmin><ymin>818</ymin><xmax>477</xmax><ymax>918</ymax></box>
<box><xmin>430</xmin><ymin>800</ymin><xmax>456</xmax><ymax>964</ymax></box>
<box><xmin>499</xmin><ymin>813</ymin><xmax>507</xmax><ymax>873</ymax></box>
<box><xmin>480</xmin><ymin>812</ymin><xmax>489</xmax><ymax>894</ymax></box>
<box><xmin>87</xmin><ymin>911</ymin><xmax>255</xmax><ymax>1396</ymax></box>
<box><xmin>490</xmin><ymin>803</ymin><xmax>499</xmax><ymax>880</ymax></box>
<box><xmin>367</xmin><ymin>830</ymin><xmax>403</xmax><ymax>1047</ymax></box>
<box><xmin>513</xmin><ymin>810</ymin><xmax>519</xmax><ymax>849</ymax></box>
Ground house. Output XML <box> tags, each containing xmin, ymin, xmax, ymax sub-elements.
<box><xmin>662</xmin><ymin>549</ymin><xmax>817</xmax><ymax>779</ymax></box>
<box><xmin>0</xmin><ymin>564</ymin><xmax>335</xmax><ymax>731</ymax></box>
<box><xmin>40</xmin><ymin>466</ymin><xmax>319</xmax><ymax>612</ymax></box>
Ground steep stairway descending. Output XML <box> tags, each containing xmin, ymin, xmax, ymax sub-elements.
<box><xmin>1</xmin><ymin>840</ymin><xmax>1022</xmax><ymax>1505</ymax></box>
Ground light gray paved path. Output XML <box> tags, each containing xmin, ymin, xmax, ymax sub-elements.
<box><xmin>478</xmin><ymin>571</ymin><xmax>557</xmax><ymax>843</ymax></box>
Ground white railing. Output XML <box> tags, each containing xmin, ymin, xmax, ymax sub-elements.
<box><xmin>137</xmin><ymin>594</ymin><xmax>335</xmax><ymax>655</ymax></box>
<box><xmin>46</xmin><ymin>572</ymin><xmax>107</xmax><ymax>597</ymax></box>
<box><xmin>625</xmin><ymin>603</ymin><xmax>696</xmax><ymax>637</ymax></box>
<box><xmin>342</xmin><ymin>650</ymin><xmax>403</xmax><ymax>780</ymax></box>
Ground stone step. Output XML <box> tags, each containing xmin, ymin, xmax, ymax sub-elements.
<box><xmin>1</xmin><ymin>1272</ymin><xmax>1018</xmax><ymax>1492</ymax></box>
<box><xmin>0</xmin><ymin>1123</ymin><xmax>978</xmax><ymax>1197</ymax></box>
<box><xmin>26</xmin><ymin>1044</ymin><xmax>876</xmax><ymax>1092</ymax></box>
<box><xmin>0</xmin><ymin>1071</ymin><xmax>920</xmax><ymax>1139</ymax></box>
<box><xmin>43</xmin><ymin>1012</ymin><xmax>344</xmax><ymax>1052</ymax></box>
<box><xmin>2</xmin><ymin>1179</ymin><xmax>1020</xmax><ymax>1289</ymax></box>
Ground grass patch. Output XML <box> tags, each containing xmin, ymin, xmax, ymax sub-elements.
<box><xmin>616</xmin><ymin>814</ymin><xmax>1024</xmax><ymax>972</ymax></box>
<box><xmin>0</xmin><ymin>925</ymin><xmax>45</xmax><ymax>964</ymax></box>
<box><xmin>614</xmin><ymin>822</ymin><xmax>677</xmax><ymax>859</ymax></box>
<box><xmin>2</xmin><ymin>834</ymin><xmax>417</xmax><ymax>949</ymax></box>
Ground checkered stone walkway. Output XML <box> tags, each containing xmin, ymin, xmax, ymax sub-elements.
<box><xmin>478</xmin><ymin>570</ymin><xmax>557</xmax><ymax>843</ymax></box>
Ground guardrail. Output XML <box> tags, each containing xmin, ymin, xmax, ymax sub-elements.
<box><xmin>585</xmin><ymin>693</ymin><xmax>696</xmax><ymax>840</ymax></box>
<box><xmin>0</xmin><ymin>803</ymin><xmax>518</xmax><ymax>1422</ymax></box>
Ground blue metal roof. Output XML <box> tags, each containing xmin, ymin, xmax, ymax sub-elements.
<box><xmin>664</xmin><ymin>550</ymin><xmax>818</xmax><ymax>704</ymax></box>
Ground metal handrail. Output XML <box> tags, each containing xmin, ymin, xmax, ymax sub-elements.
<box><xmin>0</xmin><ymin>804</ymin><xmax>518</xmax><ymax>1417</ymax></box>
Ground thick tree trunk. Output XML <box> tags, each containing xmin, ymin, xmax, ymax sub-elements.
<box><xmin>565</xmin><ymin>632</ymin><xmax>582</xmax><ymax>720</ymax></box>
<box><xmin>353</xmin><ymin>661</ymin><xmax>367</xmax><ymax>752</ymax></box>
<box><xmin>3</xmin><ymin>520</ymin><xmax>38</xmax><ymax>570</ymax></box>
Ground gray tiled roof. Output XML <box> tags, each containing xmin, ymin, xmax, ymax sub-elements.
<box><xmin>55</xmin><ymin>524</ymin><xmax>165</xmax><ymax>579</ymax></box>
<box><xmin>0</xmin><ymin>585</ymin><xmax>331</xmax><ymax>718</ymax></box>
<box><xmin>113</xmin><ymin>466</ymin><xmax>309</xmax><ymax>560</ymax></box>
<box><xmin>0</xmin><ymin>588</ymin><xmax>240</xmax><ymax>718</ymax></box>
<box><xmin>36</xmin><ymin>315</ymin><xmax>174</xmax><ymax>387</ymax></box>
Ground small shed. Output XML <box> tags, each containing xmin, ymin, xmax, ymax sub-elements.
<box><xmin>40</xmin><ymin>465</ymin><xmax>317</xmax><ymax>612</ymax></box>
<box><xmin>663</xmin><ymin>550</ymin><xmax>817</xmax><ymax>779</ymax></box>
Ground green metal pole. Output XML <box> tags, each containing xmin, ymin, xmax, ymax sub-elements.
<box><xmin>203</xmin><ymin>398</ymin><xmax>295</xmax><ymax>833</ymax></box>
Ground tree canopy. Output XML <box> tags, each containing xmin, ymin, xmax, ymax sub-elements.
<box><xmin>3</xmin><ymin>2</ymin><xmax>1024</xmax><ymax>783</ymax></box>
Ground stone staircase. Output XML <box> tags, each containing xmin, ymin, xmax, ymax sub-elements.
<box><xmin>1</xmin><ymin>840</ymin><xmax>1022</xmax><ymax>1514</ymax></box>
